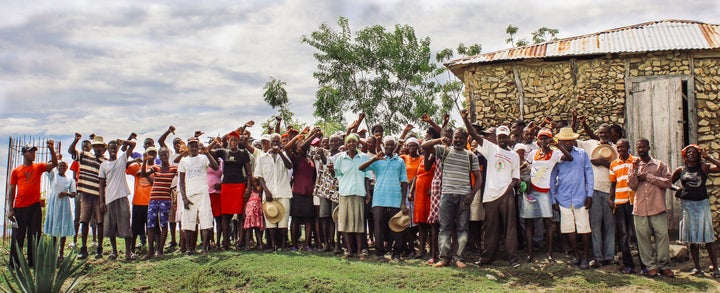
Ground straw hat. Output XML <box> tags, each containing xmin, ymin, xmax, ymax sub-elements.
<box><xmin>262</xmin><ymin>201</ymin><xmax>285</xmax><ymax>224</ymax></box>
<box><xmin>555</xmin><ymin>127</ymin><xmax>579</xmax><ymax>141</ymax></box>
<box><xmin>332</xmin><ymin>206</ymin><xmax>339</xmax><ymax>224</ymax></box>
<box><xmin>389</xmin><ymin>211</ymin><xmax>410</xmax><ymax>232</ymax></box>
<box><xmin>91</xmin><ymin>136</ymin><xmax>107</xmax><ymax>146</ymax></box>
<box><xmin>591</xmin><ymin>144</ymin><xmax>618</xmax><ymax>162</ymax></box>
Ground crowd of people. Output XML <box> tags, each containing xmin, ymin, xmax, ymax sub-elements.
<box><xmin>7</xmin><ymin>110</ymin><xmax>720</xmax><ymax>278</ymax></box>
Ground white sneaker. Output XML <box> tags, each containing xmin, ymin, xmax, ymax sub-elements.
<box><xmin>67</xmin><ymin>242</ymin><xmax>76</xmax><ymax>248</ymax></box>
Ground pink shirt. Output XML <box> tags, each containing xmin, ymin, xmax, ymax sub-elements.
<box><xmin>207</xmin><ymin>159</ymin><xmax>224</xmax><ymax>194</ymax></box>
<box><xmin>628</xmin><ymin>157</ymin><xmax>672</xmax><ymax>217</ymax></box>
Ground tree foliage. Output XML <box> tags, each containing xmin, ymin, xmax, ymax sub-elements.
<box><xmin>531</xmin><ymin>27</ymin><xmax>560</xmax><ymax>44</ymax></box>
<box><xmin>505</xmin><ymin>24</ymin><xmax>559</xmax><ymax>47</ymax></box>
<box><xmin>432</xmin><ymin>43</ymin><xmax>481</xmax><ymax>124</ymax></box>
<box><xmin>302</xmin><ymin>17</ymin><xmax>456</xmax><ymax>134</ymax></box>
<box><xmin>262</xmin><ymin>77</ymin><xmax>293</xmax><ymax>129</ymax></box>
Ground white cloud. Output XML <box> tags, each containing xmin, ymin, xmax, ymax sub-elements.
<box><xmin>1</xmin><ymin>0</ymin><xmax>719</xmax><ymax>199</ymax></box>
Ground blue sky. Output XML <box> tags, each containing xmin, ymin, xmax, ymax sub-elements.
<box><xmin>1</xmin><ymin>0</ymin><xmax>719</xmax><ymax>202</ymax></box>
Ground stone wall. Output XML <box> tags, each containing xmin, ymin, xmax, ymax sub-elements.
<box><xmin>462</xmin><ymin>50</ymin><xmax>720</xmax><ymax>232</ymax></box>
<box><xmin>693</xmin><ymin>56</ymin><xmax>720</xmax><ymax>231</ymax></box>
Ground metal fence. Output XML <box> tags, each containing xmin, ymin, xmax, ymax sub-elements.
<box><xmin>3</xmin><ymin>136</ymin><xmax>61</xmax><ymax>242</ymax></box>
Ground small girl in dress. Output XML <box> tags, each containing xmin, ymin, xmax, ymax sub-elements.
<box><xmin>244</xmin><ymin>177</ymin><xmax>265</xmax><ymax>250</ymax></box>
<box><xmin>44</xmin><ymin>161</ymin><xmax>76</xmax><ymax>259</ymax></box>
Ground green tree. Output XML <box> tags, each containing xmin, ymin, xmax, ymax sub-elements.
<box><xmin>505</xmin><ymin>24</ymin><xmax>518</xmax><ymax>46</ymax></box>
<box><xmin>505</xmin><ymin>25</ymin><xmax>558</xmax><ymax>47</ymax></box>
<box><xmin>262</xmin><ymin>77</ymin><xmax>293</xmax><ymax>129</ymax></box>
<box><xmin>531</xmin><ymin>27</ymin><xmax>560</xmax><ymax>44</ymax></box>
<box><xmin>302</xmin><ymin>17</ymin><xmax>450</xmax><ymax>134</ymax></box>
<box><xmin>432</xmin><ymin>43</ymin><xmax>481</xmax><ymax>123</ymax></box>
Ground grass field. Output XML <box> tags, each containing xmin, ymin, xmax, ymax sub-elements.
<box><xmin>3</xmin><ymin>241</ymin><xmax>718</xmax><ymax>293</ymax></box>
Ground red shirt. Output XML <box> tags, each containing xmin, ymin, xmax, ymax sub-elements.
<box><xmin>10</xmin><ymin>163</ymin><xmax>48</xmax><ymax>208</ymax></box>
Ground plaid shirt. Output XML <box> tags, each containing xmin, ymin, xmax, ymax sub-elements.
<box><xmin>427</xmin><ymin>156</ymin><xmax>443</xmax><ymax>224</ymax></box>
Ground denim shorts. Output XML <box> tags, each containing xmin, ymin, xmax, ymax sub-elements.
<box><xmin>519</xmin><ymin>190</ymin><xmax>552</xmax><ymax>219</ymax></box>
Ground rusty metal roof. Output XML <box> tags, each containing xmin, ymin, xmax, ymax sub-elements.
<box><xmin>446</xmin><ymin>20</ymin><xmax>720</xmax><ymax>78</ymax></box>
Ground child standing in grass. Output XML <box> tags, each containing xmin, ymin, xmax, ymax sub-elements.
<box><xmin>244</xmin><ymin>177</ymin><xmax>265</xmax><ymax>250</ymax></box>
<box><xmin>44</xmin><ymin>161</ymin><xmax>76</xmax><ymax>260</ymax></box>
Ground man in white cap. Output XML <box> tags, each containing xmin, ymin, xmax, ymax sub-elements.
<box><xmin>8</xmin><ymin>140</ymin><xmax>57</xmax><ymax>267</ymax></box>
<box><xmin>466</xmin><ymin>116</ymin><xmax>521</xmax><ymax>268</ymax></box>
<box><xmin>254</xmin><ymin>133</ymin><xmax>293</xmax><ymax>250</ymax></box>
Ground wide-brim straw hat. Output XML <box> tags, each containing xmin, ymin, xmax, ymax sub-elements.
<box><xmin>262</xmin><ymin>200</ymin><xmax>285</xmax><ymax>224</ymax></box>
<box><xmin>332</xmin><ymin>206</ymin><xmax>339</xmax><ymax>224</ymax></box>
<box><xmin>389</xmin><ymin>211</ymin><xmax>410</xmax><ymax>232</ymax></box>
<box><xmin>555</xmin><ymin>127</ymin><xmax>579</xmax><ymax>141</ymax></box>
<box><xmin>591</xmin><ymin>144</ymin><xmax>618</xmax><ymax>162</ymax></box>
<box><xmin>91</xmin><ymin>136</ymin><xmax>107</xmax><ymax>146</ymax></box>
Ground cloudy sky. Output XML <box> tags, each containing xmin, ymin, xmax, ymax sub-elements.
<box><xmin>1</xmin><ymin>0</ymin><xmax>718</xmax><ymax>200</ymax></box>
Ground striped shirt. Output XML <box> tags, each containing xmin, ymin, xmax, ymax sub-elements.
<box><xmin>74</xmin><ymin>151</ymin><xmax>106</xmax><ymax>196</ymax></box>
<box><xmin>609</xmin><ymin>155</ymin><xmax>635</xmax><ymax>205</ymax></box>
<box><xmin>366</xmin><ymin>154</ymin><xmax>408</xmax><ymax>208</ymax></box>
<box><xmin>435</xmin><ymin>145</ymin><xmax>480</xmax><ymax>195</ymax></box>
<box><xmin>149</xmin><ymin>165</ymin><xmax>178</xmax><ymax>201</ymax></box>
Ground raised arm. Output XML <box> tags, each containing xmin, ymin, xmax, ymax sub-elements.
<box><xmin>68</xmin><ymin>132</ymin><xmax>82</xmax><ymax>158</ymax></box>
<box><xmin>440</xmin><ymin>113</ymin><xmax>450</xmax><ymax>129</ymax></box>
<box><xmin>158</xmin><ymin>126</ymin><xmax>176</xmax><ymax>148</ymax></box>
<box><xmin>346</xmin><ymin>113</ymin><xmax>365</xmax><ymax>137</ymax></box>
<box><xmin>121</xmin><ymin>132</ymin><xmax>137</xmax><ymax>152</ymax></box>
<box><xmin>119</xmin><ymin>136</ymin><xmax>137</xmax><ymax>158</ymax></box>
<box><xmin>701</xmin><ymin>149</ymin><xmax>720</xmax><ymax>173</ymax></box>
<box><xmin>461</xmin><ymin>110</ymin><xmax>484</xmax><ymax>146</ymax></box>
<box><xmin>46</xmin><ymin>139</ymin><xmax>58</xmax><ymax>172</ymax></box>
<box><xmin>420</xmin><ymin>113</ymin><xmax>442</xmax><ymax>136</ymax></box>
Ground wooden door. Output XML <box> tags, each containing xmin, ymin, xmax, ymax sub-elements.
<box><xmin>626</xmin><ymin>77</ymin><xmax>683</xmax><ymax>227</ymax></box>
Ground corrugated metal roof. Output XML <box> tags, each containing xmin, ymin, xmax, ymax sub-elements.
<box><xmin>446</xmin><ymin>20</ymin><xmax>720</xmax><ymax>78</ymax></box>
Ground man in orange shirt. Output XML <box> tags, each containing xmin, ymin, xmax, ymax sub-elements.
<box><xmin>7</xmin><ymin>141</ymin><xmax>58</xmax><ymax>267</ymax></box>
<box><xmin>609</xmin><ymin>139</ymin><xmax>637</xmax><ymax>274</ymax></box>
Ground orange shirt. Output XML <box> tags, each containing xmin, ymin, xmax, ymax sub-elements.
<box><xmin>401</xmin><ymin>155</ymin><xmax>423</xmax><ymax>182</ymax></box>
<box><xmin>126</xmin><ymin>162</ymin><xmax>153</xmax><ymax>206</ymax></box>
<box><xmin>609</xmin><ymin>155</ymin><xmax>635</xmax><ymax>205</ymax></box>
<box><xmin>10</xmin><ymin>163</ymin><xmax>48</xmax><ymax>208</ymax></box>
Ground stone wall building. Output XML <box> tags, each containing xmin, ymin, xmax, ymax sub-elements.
<box><xmin>446</xmin><ymin>20</ymin><xmax>720</xmax><ymax>233</ymax></box>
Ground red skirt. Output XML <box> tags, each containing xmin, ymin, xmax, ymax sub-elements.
<box><xmin>220</xmin><ymin>183</ymin><xmax>246</xmax><ymax>215</ymax></box>
<box><xmin>210</xmin><ymin>193</ymin><xmax>221</xmax><ymax>217</ymax></box>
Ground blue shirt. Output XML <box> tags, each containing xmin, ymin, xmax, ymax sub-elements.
<box><xmin>334</xmin><ymin>151</ymin><xmax>370</xmax><ymax>196</ymax></box>
<box><xmin>366</xmin><ymin>154</ymin><xmax>408</xmax><ymax>208</ymax></box>
<box><xmin>550</xmin><ymin>146</ymin><xmax>594</xmax><ymax>208</ymax></box>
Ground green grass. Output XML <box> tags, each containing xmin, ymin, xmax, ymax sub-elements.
<box><xmin>1</xmin><ymin>241</ymin><xmax>719</xmax><ymax>292</ymax></box>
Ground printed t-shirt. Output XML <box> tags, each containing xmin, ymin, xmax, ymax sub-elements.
<box><xmin>10</xmin><ymin>163</ymin><xmax>48</xmax><ymax>208</ymax></box>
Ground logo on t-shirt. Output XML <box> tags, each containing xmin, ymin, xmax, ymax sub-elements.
<box><xmin>495</xmin><ymin>160</ymin><xmax>505</xmax><ymax>171</ymax></box>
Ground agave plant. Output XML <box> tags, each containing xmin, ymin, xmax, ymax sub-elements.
<box><xmin>2</xmin><ymin>236</ymin><xmax>87</xmax><ymax>293</ymax></box>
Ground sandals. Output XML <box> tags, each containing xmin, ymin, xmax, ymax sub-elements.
<box><xmin>432</xmin><ymin>260</ymin><xmax>448</xmax><ymax>268</ymax></box>
<box><xmin>108</xmin><ymin>253</ymin><xmax>117</xmax><ymax>260</ymax></box>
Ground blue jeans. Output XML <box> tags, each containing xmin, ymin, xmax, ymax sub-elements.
<box><xmin>438</xmin><ymin>193</ymin><xmax>470</xmax><ymax>262</ymax></box>
<box><xmin>590</xmin><ymin>190</ymin><xmax>615</xmax><ymax>261</ymax></box>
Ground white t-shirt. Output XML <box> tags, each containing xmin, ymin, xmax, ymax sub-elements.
<box><xmin>527</xmin><ymin>149</ymin><xmax>563</xmax><ymax>190</ymax></box>
<box><xmin>178</xmin><ymin>155</ymin><xmax>211</xmax><ymax>196</ymax></box>
<box><xmin>98</xmin><ymin>151</ymin><xmax>130</xmax><ymax>204</ymax></box>
<box><xmin>577</xmin><ymin>140</ymin><xmax>613</xmax><ymax>193</ymax></box>
<box><xmin>478</xmin><ymin>141</ymin><xmax>520</xmax><ymax>203</ymax></box>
